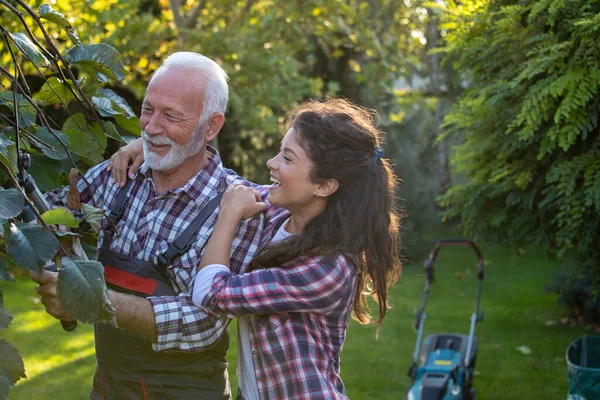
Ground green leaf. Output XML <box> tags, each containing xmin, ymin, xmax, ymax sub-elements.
<box><xmin>0</xmin><ymin>141</ymin><xmax>18</xmax><ymax>176</ymax></box>
<box><xmin>33</xmin><ymin>127</ymin><xmax>70</xmax><ymax>160</ymax></box>
<box><xmin>114</xmin><ymin>115</ymin><xmax>141</xmax><ymax>136</ymax></box>
<box><xmin>82</xmin><ymin>203</ymin><xmax>105</xmax><ymax>233</ymax></box>
<box><xmin>0</xmin><ymin>338</ymin><xmax>26</xmax><ymax>386</ymax></box>
<box><xmin>0</xmin><ymin>132</ymin><xmax>14</xmax><ymax>159</ymax></box>
<box><xmin>0</xmin><ymin>289</ymin><xmax>14</xmax><ymax>329</ymax></box>
<box><xmin>0</xmin><ymin>188</ymin><xmax>24</xmax><ymax>219</ymax></box>
<box><xmin>33</xmin><ymin>77</ymin><xmax>77</xmax><ymax>106</ymax></box>
<box><xmin>62</xmin><ymin>114</ymin><xmax>105</xmax><ymax>164</ymax></box>
<box><xmin>96</xmin><ymin>72</ymin><xmax>110</xmax><ymax>83</ymax></box>
<box><xmin>0</xmin><ymin>92</ymin><xmax>37</xmax><ymax>128</ymax></box>
<box><xmin>8</xmin><ymin>33</ymin><xmax>50</xmax><ymax>68</ymax></box>
<box><xmin>41</xmin><ymin>208</ymin><xmax>79</xmax><ymax>228</ymax></box>
<box><xmin>65</xmin><ymin>44</ymin><xmax>126</xmax><ymax>82</ymax></box>
<box><xmin>103</xmin><ymin>121</ymin><xmax>122</xmax><ymax>142</ymax></box>
<box><xmin>38</xmin><ymin>4</ymin><xmax>80</xmax><ymax>44</ymax></box>
<box><xmin>91</xmin><ymin>96</ymin><xmax>121</xmax><ymax>117</ymax></box>
<box><xmin>38</xmin><ymin>4</ymin><xmax>70</xmax><ymax>28</ymax></box>
<box><xmin>5</xmin><ymin>222</ymin><xmax>59</xmax><ymax>273</ymax></box>
<box><xmin>55</xmin><ymin>231</ymin><xmax>89</xmax><ymax>260</ymax></box>
<box><xmin>28</xmin><ymin>154</ymin><xmax>68</xmax><ymax>191</ymax></box>
<box><xmin>0</xmin><ymin>259</ymin><xmax>14</xmax><ymax>282</ymax></box>
<box><xmin>97</xmin><ymin>89</ymin><xmax>135</xmax><ymax>119</ymax></box>
<box><xmin>57</xmin><ymin>257</ymin><xmax>116</xmax><ymax>325</ymax></box>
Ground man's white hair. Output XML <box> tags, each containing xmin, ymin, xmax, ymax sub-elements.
<box><xmin>151</xmin><ymin>51</ymin><xmax>229</xmax><ymax>124</ymax></box>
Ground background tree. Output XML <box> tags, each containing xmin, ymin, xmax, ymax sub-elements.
<box><xmin>10</xmin><ymin>0</ymin><xmax>450</xmax><ymax>256</ymax></box>
<box><xmin>439</xmin><ymin>0</ymin><xmax>600</xmax><ymax>323</ymax></box>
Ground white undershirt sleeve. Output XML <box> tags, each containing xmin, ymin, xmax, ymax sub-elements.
<box><xmin>192</xmin><ymin>264</ymin><xmax>230</xmax><ymax>307</ymax></box>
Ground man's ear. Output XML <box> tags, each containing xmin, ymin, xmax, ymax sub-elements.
<box><xmin>317</xmin><ymin>178</ymin><xmax>339</xmax><ymax>198</ymax></box>
<box><xmin>205</xmin><ymin>113</ymin><xmax>225</xmax><ymax>141</ymax></box>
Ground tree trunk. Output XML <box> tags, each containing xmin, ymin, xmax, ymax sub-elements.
<box><xmin>426</xmin><ymin>8</ymin><xmax>451</xmax><ymax>195</ymax></box>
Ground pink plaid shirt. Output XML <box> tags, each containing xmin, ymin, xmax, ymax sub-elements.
<box><xmin>201</xmin><ymin>186</ymin><xmax>357</xmax><ymax>399</ymax></box>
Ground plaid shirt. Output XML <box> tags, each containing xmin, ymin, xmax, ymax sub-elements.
<box><xmin>47</xmin><ymin>146</ymin><xmax>263</xmax><ymax>352</ymax></box>
<box><xmin>201</xmin><ymin>185</ymin><xmax>357</xmax><ymax>399</ymax></box>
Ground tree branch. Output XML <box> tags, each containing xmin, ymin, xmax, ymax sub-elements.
<box><xmin>11</xmin><ymin>0</ymin><xmax>102</xmax><ymax>122</ymax></box>
<box><xmin>168</xmin><ymin>0</ymin><xmax>186</xmax><ymax>30</ymax></box>
<box><xmin>185</xmin><ymin>0</ymin><xmax>207</xmax><ymax>29</ymax></box>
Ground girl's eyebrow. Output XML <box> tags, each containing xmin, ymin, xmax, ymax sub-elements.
<box><xmin>281</xmin><ymin>146</ymin><xmax>299</xmax><ymax>158</ymax></box>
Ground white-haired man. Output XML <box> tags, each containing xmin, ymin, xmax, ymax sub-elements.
<box><xmin>32</xmin><ymin>52</ymin><xmax>263</xmax><ymax>399</ymax></box>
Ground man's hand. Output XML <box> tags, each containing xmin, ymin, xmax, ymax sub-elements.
<box><xmin>30</xmin><ymin>270</ymin><xmax>75</xmax><ymax>322</ymax></box>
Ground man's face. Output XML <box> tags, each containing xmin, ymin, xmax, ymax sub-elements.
<box><xmin>140</xmin><ymin>68</ymin><xmax>206</xmax><ymax>171</ymax></box>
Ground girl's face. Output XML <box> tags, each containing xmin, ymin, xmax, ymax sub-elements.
<box><xmin>266</xmin><ymin>127</ymin><xmax>320</xmax><ymax>212</ymax></box>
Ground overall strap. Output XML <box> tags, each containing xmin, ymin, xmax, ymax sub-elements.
<box><xmin>102</xmin><ymin>179</ymin><xmax>134</xmax><ymax>250</ymax></box>
<box><xmin>108</xmin><ymin>179</ymin><xmax>134</xmax><ymax>222</ymax></box>
<box><xmin>157</xmin><ymin>191</ymin><xmax>224</xmax><ymax>269</ymax></box>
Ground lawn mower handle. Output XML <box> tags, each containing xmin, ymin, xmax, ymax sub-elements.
<box><xmin>426</xmin><ymin>239</ymin><xmax>485</xmax><ymax>283</ymax></box>
<box><xmin>410</xmin><ymin>239</ymin><xmax>486</xmax><ymax>372</ymax></box>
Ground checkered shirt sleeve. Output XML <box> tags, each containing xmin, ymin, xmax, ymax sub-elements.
<box><xmin>201</xmin><ymin>254</ymin><xmax>355</xmax><ymax>318</ymax></box>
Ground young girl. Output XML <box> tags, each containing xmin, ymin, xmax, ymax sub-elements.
<box><xmin>111</xmin><ymin>98</ymin><xmax>402</xmax><ymax>399</ymax></box>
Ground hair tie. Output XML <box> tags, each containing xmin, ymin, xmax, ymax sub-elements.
<box><xmin>374</xmin><ymin>146</ymin><xmax>384</xmax><ymax>160</ymax></box>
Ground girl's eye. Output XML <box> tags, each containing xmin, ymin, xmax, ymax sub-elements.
<box><xmin>282</xmin><ymin>155</ymin><xmax>292</xmax><ymax>162</ymax></box>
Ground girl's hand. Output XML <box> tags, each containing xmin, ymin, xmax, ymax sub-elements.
<box><xmin>108</xmin><ymin>138</ymin><xmax>144</xmax><ymax>187</ymax></box>
<box><xmin>220</xmin><ymin>184</ymin><xmax>267</xmax><ymax>221</ymax></box>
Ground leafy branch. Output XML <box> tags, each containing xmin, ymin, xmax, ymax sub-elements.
<box><xmin>0</xmin><ymin>3</ymin><xmax>138</xmax><ymax>397</ymax></box>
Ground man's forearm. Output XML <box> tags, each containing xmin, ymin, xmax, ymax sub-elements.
<box><xmin>108</xmin><ymin>290</ymin><xmax>158</xmax><ymax>342</ymax></box>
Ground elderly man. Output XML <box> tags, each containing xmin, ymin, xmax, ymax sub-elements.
<box><xmin>31</xmin><ymin>52</ymin><xmax>263</xmax><ymax>399</ymax></box>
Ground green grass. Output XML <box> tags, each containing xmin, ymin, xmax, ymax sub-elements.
<box><xmin>0</xmin><ymin>244</ymin><xmax>591</xmax><ymax>399</ymax></box>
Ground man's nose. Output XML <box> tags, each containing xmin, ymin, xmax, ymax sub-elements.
<box><xmin>143</xmin><ymin>113</ymin><xmax>163</xmax><ymax>136</ymax></box>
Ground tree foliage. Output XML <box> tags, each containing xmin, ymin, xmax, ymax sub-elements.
<box><xmin>5</xmin><ymin>0</ymin><xmax>430</xmax><ymax>181</ymax></box>
<box><xmin>439</xmin><ymin>0</ymin><xmax>600</xmax><ymax>320</ymax></box>
<box><xmin>0</xmin><ymin>2</ymin><xmax>132</xmax><ymax>396</ymax></box>
<box><xmin>10</xmin><ymin>0</ymin><xmax>450</xmax><ymax>256</ymax></box>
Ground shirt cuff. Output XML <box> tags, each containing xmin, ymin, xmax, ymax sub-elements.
<box><xmin>192</xmin><ymin>264</ymin><xmax>229</xmax><ymax>307</ymax></box>
<box><xmin>148</xmin><ymin>296</ymin><xmax>184</xmax><ymax>351</ymax></box>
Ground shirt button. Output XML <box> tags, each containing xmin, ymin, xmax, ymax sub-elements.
<box><xmin>257</xmin><ymin>377</ymin><xmax>261</xmax><ymax>381</ymax></box>
<box><xmin>252</xmin><ymin>350</ymin><xmax>256</xmax><ymax>355</ymax></box>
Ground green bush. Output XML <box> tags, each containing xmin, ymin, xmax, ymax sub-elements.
<box><xmin>439</xmin><ymin>0</ymin><xmax>600</xmax><ymax>322</ymax></box>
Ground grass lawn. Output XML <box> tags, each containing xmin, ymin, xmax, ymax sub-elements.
<box><xmin>0</xmin><ymin>243</ymin><xmax>591</xmax><ymax>399</ymax></box>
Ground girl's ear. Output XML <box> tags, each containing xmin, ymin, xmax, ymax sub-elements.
<box><xmin>316</xmin><ymin>178</ymin><xmax>339</xmax><ymax>198</ymax></box>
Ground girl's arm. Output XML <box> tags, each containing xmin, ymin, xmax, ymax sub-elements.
<box><xmin>195</xmin><ymin>254</ymin><xmax>356</xmax><ymax>318</ymax></box>
<box><xmin>199</xmin><ymin>184</ymin><xmax>266</xmax><ymax>269</ymax></box>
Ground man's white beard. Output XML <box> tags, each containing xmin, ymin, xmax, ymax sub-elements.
<box><xmin>142</xmin><ymin>124</ymin><xmax>205</xmax><ymax>171</ymax></box>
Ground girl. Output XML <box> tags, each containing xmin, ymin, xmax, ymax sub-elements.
<box><xmin>111</xmin><ymin>98</ymin><xmax>402</xmax><ymax>399</ymax></box>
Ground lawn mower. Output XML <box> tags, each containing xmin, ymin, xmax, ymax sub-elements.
<box><xmin>405</xmin><ymin>239</ymin><xmax>485</xmax><ymax>400</ymax></box>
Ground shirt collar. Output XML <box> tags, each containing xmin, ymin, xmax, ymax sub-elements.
<box><xmin>138</xmin><ymin>145</ymin><xmax>227</xmax><ymax>208</ymax></box>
